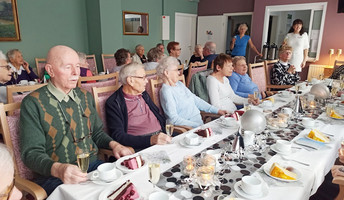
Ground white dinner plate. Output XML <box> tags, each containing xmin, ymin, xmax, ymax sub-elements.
<box><xmin>234</xmin><ymin>181</ymin><xmax>268</xmax><ymax>200</ymax></box>
<box><xmin>115</xmin><ymin>153</ymin><xmax>147</xmax><ymax>173</ymax></box>
<box><xmin>304</xmin><ymin>134</ymin><xmax>331</xmax><ymax>144</ymax></box>
<box><xmin>179</xmin><ymin>138</ymin><xmax>203</xmax><ymax>148</ymax></box>
<box><xmin>270</xmin><ymin>144</ymin><xmax>293</xmax><ymax>155</ymax></box>
<box><xmin>98</xmin><ymin>182</ymin><xmax>141</xmax><ymax>200</ymax></box>
<box><xmin>263</xmin><ymin>163</ymin><xmax>301</xmax><ymax>182</ymax></box>
<box><xmin>90</xmin><ymin>169</ymin><xmax>123</xmax><ymax>185</ymax></box>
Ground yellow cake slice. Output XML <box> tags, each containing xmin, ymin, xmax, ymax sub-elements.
<box><xmin>269</xmin><ymin>163</ymin><xmax>297</xmax><ymax>180</ymax></box>
<box><xmin>308</xmin><ymin>129</ymin><xmax>330</xmax><ymax>143</ymax></box>
<box><xmin>330</xmin><ymin>110</ymin><xmax>344</xmax><ymax>119</ymax></box>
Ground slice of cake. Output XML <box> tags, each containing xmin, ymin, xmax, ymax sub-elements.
<box><xmin>308</xmin><ymin>129</ymin><xmax>330</xmax><ymax>143</ymax></box>
<box><xmin>107</xmin><ymin>180</ymin><xmax>139</xmax><ymax>200</ymax></box>
<box><xmin>121</xmin><ymin>155</ymin><xmax>144</xmax><ymax>170</ymax></box>
<box><xmin>330</xmin><ymin>110</ymin><xmax>344</xmax><ymax>119</ymax></box>
<box><xmin>269</xmin><ymin>163</ymin><xmax>297</xmax><ymax>180</ymax></box>
<box><xmin>195</xmin><ymin>128</ymin><xmax>213</xmax><ymax>138</ymax></box>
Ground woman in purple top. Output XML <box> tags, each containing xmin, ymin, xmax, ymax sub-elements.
<box><xmin>230</xmin><ymin>23</ymin><xmax>262</xmax><ymax>57</ymax></box>
<box><xmin>6</xmin><ymin>49</ymin><xmax>38</xmax><ymax>85</ymax></box>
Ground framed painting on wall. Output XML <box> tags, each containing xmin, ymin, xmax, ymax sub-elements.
<box><xmin>0</xmin><ymin>0</ymin><xmax>20</xmax><ymax>41</ymax></box>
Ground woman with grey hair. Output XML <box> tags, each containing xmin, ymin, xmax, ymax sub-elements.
<box><xmin>6</xmin><ymin>49</ymin><xmax>38</xmax><ymax>85</ymax></box>
<box><xmin>157</xmin><ymin>56</ymin><xmax>227</xmax><ymax>128</ymax></box>
<box><xmin>77</xmin><ymin>52</ymin><xmax>94</xmax><ymax>78</ymax></box>
<box><xmin>106</xmin><ymin>63</ymin><xmax>171</xmax><ymax>151</ymax></box>
<box><xmin>0</xmin><ymin>51</ymin><xmax>13</xmax><ymax>103</ymax></box>
<box><xmin>0</xmin><ymin>143</ymin><xmax>23</xmax><ymax>200</ymax></box>
<box><xmin>144</xmin><ymin>47</ymin><xmax>163</xmax><ymax>70</ymax></box>
<box><xmin>132</xmin><ymin>44</ymin><xmax>147</xmax><ymax>64</ymax></box>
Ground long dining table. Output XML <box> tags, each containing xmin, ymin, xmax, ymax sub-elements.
<box><xmin>48</xmin><ymin>85</ymin><xmax>344</xmax><ymax>200</ymax></box>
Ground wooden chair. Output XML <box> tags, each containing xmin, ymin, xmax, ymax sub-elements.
<box><xmin>334</xmin><ymin>60</ymin><xmax>344</xmax><ymax>70</ymax></box>
<box><xmin>101</xmin><ymin>54</ymin><xmax>117</xmax><ymax>73</ymax></box>
<box><xmin>178</xmin><ymin>64</ymin><xmax>184</xmax><ymax>74</ymax></box>
<box><xmin>7</xmin><ymin>84</ymin><xmax>47</xmax><ymax>104</ymax></box>
<box><xmin>0</xmin><ymin>103</ymin><xmax>47</xmax><ymax>200</ymax></box>
<box><xmin>92</xmin><ymin>85</ymin><xmax>120</xmax><ymax>133</ymax></box>
<box><xmin>77</xmin><ymin>72</ymin><xmax>119</xmax><ymax>94</ymax></box>
<box><xmin>248</xmin><ymin>62</ymin><xmax>268</xmax><ymax>93</ymax></box>
<box><xmin>35</xmin><ymin>58</ymin><xmax>46</xmax><ymax>80</ymax></box>
<box><xmin>86</xmin><ymin>54</ymin><xmax>98</xmax><ymax>75</ymax></box>
<box><xmin>186</xmin><ymin>60</ymin><xmax>208</xmax><ymax>87</ymax></box>
<box><xmin>264</xmin><ymin>60</ymin><xmax>293</xmax><ymax>91</ymax></box>
<box><xmin>145</xmin><ymin>69</ymin><xmax>158</xmax><ymax>98</ymax></box>
<box><xmin>333</xmin><ymin>176</ymin><xmax>344</xmax><ymax>200</ymax></box>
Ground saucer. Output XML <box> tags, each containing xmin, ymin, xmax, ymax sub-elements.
<box><xmin>234</xmin><ymin>181</ymin><xmax>268</xmax><ymax>199</ymax></box>
<box><xmin>115</xmin><ymin>153</ymin><xmax>147</xmax><ymax>173</ymax></box>
<box><xmin>179</xmin><ymin>138</ymin><xmax>203</xmax><ymax>148</ymax></box>
<box><xmin>216</xmin><ymin>120</ymin><xmax>239</xmax><ymax>128</ymax></box>
<box><xmin>270</xmin><ymin>144</ymin><xmax>292</xmax><ymax>155</ymax></box>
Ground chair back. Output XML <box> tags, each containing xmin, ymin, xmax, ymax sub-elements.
<box><xmin>92</xmin><ymin>85</ymin><xmax>120</xmax><ymax>132</ymax></box>
<box><xmin>77</xmin><ymin>72</ymin><xmax>119</xmax><ymax>94</ymax></box>
<box><xmin>86</xmin><ymin>54</ymin><xmax>98</xmax><ymax>75</ymax></box>
<box><xmin>145</xmin><ymin>69</ymin><xmax>158</xmax><ymax>97</ymax></box>
<box><xmin>178</xmin><ymin>64</ymin><xmax>184</xmax><ymax>74</ymax></box>
<box><xmin>7</xmin><ymin>84</ymin><xmax>47</xmax><ymax>104</ymax></box>
<box><xmin>101</xmin><ymin>54</ymin><xmax>117</xmax><ymax>73</ymax></box>
<box><xmin>0</xmin><ymin>103</ymin><xmax>34</xmax><ymax>180</ymax></box>
<box><xmin>264</xmin><ymin>60</ymin><xmax>279</xmax><ymax>86</ymax></box>
<box><xmin>35</xmin><ymin>58</ymin><xmax>46</xmax><ymax>80</ymax></box>
<box><xmin>186</xmin><ymin>60</ymin><xmax>208</xmax><ymax>87</ymax></box>
<box><xmin>248</xmin><ymin>62</ymin><xmax>267</xmax><ymax>92</ymax></box>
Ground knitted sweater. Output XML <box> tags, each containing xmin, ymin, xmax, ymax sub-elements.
<box><xmin>20</xmin><ymin>85</ymin><xmax>113</xmax><ymax>177</ymax></box>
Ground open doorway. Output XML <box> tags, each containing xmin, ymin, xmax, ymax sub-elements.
<box><xmin>224</xmin><ymin>13</ymin><xmax>252</xmax><ymax>59</ymax></box>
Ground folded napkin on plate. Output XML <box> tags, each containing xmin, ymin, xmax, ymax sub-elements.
<box><xmin>294</xmin><ymin>138</ymin><xmax>330</xmax><ymax>150</ymax></box>
<box><xmin>141</xmin><ymin>150</ymin><xmax>171</xmax><ymax>164</ymax></box>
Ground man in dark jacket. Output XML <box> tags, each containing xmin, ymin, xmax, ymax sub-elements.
<box><xmin>106</xmin><ymin>63</ymin><xmax>171</xmax><ymax>151</ymax></box>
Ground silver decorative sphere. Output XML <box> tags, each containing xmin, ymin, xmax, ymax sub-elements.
<box><xmin>310</xmin><ymin>83</ymin><xmax>330</xmax><ymax>99</ymax></box>
<box><xmin>240</xmin><ymin>110</ymin><xmax>266</xmax><ymax>133</ymax></box>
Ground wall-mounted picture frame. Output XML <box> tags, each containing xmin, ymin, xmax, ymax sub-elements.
<box><xmin>0</xmin><ymin>0</ymin><xmax>21</xmax><ymax>41</ymax></box>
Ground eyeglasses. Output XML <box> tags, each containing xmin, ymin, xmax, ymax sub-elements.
<box><xmin>175</xmin><ymin>48</ymin><xmax>181</xmax><ymax>51</ymax></box>
<box><xmin>0</xmin><ymin>65</ymin><xmax>11</xmax><ymax>71</ymax></box>
<box><xmin>131</xmin><ymin>76</ymin><xmax>147</xmax><ymax>80</ymax></box>
<box><xmin>0</xmin><ymin>177</ymin><xmax>15</xmax><ymax>200</ymax></box>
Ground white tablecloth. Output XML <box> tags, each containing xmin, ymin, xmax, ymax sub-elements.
<box><xmin>48</xmin><ymin>87</ymin><xmax>343</xmax><ymax>200</ymax></box>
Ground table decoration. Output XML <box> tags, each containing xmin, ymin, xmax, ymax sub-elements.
<box><xmin>240</xmin><ymin>110</ymin><xmax>266</xmax><ymax>134</ymax></box>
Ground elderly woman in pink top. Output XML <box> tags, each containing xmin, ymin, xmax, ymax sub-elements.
<box><xmin>105</xmin><ymin>63</ymin><xmax>171</xmax><ymax>151</ymax></box>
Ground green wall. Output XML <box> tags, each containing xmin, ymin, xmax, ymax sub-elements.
<box><xmin>0</xmin><ymin>0</ymin><xmax>198</xmax><ymax>72</ymax></box>
<box><xmin>0</xmin><ymin>0</ymin><xmax>89</xmax><ymax>69</ymax></box>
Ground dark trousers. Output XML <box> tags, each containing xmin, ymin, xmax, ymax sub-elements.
<box><xmin>35</xmin><ymin>159</ymin><xmax>104</xmax><ymax>196</ymax></box>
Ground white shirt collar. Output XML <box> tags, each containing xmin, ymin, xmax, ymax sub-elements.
<box><xmin>8</xmin><ymin>62</ymin><xmax>25</xmax><ymax>75</ymax></box>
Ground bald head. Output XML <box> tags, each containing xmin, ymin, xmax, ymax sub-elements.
<box><xmin>45</xmin><ymin>45</ymin><xmax>81</xmax><ymax>93</ymax></box>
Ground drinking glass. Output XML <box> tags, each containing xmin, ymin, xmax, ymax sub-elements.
<box><xmin>253</xmin><ymin>91</ymin><xmax>259</xmax><ymax>101</ymax></box>
<box><xmin>165</xmin><ymin>124</ymin><xmax>174</xmax><ymax>137</ymax></box>
<box><xmin>331</xmin><ymin>87</ymin><xmax>338</xmax><ymax>98</ymax></box>
<box><xmin>13</xmin><ymin>71</ymin><xmax>18</xmax><ymax>84</ymax></box>
<box><xmin>244</xmin><ymin>103</ymin><xmax>251</xmax><ymax>111</ymax></box>
<box><xmin>340</xmin><ymin>74</ymin><xmax>344</xmax><ymax>81</ymax></box>
<box><xmin>76</xmin><ymin>148</ymin><xmax>90</xmax><ymax>173</ymax></box>
<box><xmin>148</xmin><ymin>163</ymin><xmax>160</xmax><ymax>188</ymax></box>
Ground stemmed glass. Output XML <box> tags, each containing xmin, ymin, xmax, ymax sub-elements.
<box><xmin>148</xmin><ymin>163</ymin><xmax>160</xmax><ymax>188</ymax></box>
<box><xmin>76</xmin><ymin>148</ymin><xmax>90</xmax><ymax>173</ymax></box>
<box><xmin>165</xmin><ymin>123</ymin><xmax>174</xmax><ymax>143</ymax></box>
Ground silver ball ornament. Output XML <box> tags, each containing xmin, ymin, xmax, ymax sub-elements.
<box><xmin>240</xmin><ymin>110</ymin><xmax>266</xmax><ymax>133</ymax></box>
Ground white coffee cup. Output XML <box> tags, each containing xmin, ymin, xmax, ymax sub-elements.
<box><xmin>19</xmin><ymin>80</ymin><xmax>28</xmax><ymax>85</ymax></box>
<box><xmin>29</xmin><ymin>81</ymin><xmax>36</xmax><ymax>85</ymax></box>
<box><xmin>217</xmin><ymin>195</ymin><xmax>232</xmax><ymax>200</ymax></box>
<box><xmin>184</xmin><ymin>133</ymin><xmax>199</xmax><ymax>145</ymax></box>
<box><xmin>341</xmin><ymin>94</ymin><xmax>344</xmax><ymax>101</ymax></box>
<box><xmin>206</xmin><ymin>149</ymin><xmax>222</xmax><ymax>160</ymax></box>
<box><xmin>281</xmin><ymin>107</ymin><xmax>293</xmax><ymax>117</ymax></box>
<box><xmin>243</xmin><ymin>131</ymin><xmax>255</xmax><ymax>146</ymax></box>
<box><xmin>275</xmin><ymin>140</ymin><xmax>292</xmax><ymax>153</ymax></box>
<box><xmin>241</xmin><ymin>176</ymin><xmax>262</xmax><ymax>195</ymax></box>
<box><xmin>99</xmin><ymin>72</ymin><xmax>106</xmax><ymax>75</ymax></box>
<box><xmin>149</xmin><ymin>191</ymin><xmax>169</xmax><ymax>200</ymax></box>
<box><xmin>261</xmin><ymin>100</ymin><xmax>272</xmax><ymax>108</ymax></box>
<box><xmin>302</xmin><ymin>117</ymin><xmax>315</xmax><ymax>128</ymax></box>
<box><xmin>92</xmin><ymin>163</ymin><xmax>120</xmax><ymax>182</ymax></box>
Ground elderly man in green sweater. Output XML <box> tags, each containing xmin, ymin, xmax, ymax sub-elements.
<box><xmin>20</xmin><ymin>45</ymin><xmax>133</xmax><ymax>195</ymax></box>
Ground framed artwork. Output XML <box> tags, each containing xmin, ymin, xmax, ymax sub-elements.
<box><xmin>0</xmin><ymin>0</ymin><xmax>20</xmax><ymax>41</ymax></box>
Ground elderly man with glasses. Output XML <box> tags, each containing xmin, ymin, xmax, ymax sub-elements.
<box><xmin>20</xmin><ymin>45</ymin><xmax>133</xmax><ymax>195</ymax></box>
<box><xmin>106</xmin><ymin>63</ymin><xmax>171</xmax><ymax>152</ymax></box>
<box><xmin>0</xmin><ymin>51</ymin><xmax>13</xmax><ymax>103</ymax></box>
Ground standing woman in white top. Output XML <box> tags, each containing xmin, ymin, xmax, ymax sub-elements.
<box><xmin>284</xmin><ymin>19</ymin><xmax>310</xmax><ymax>72</ymax></box>
<box><xmin>206</xmin><ymin>53</ymin><xmax>258</xmax><ymax>113</ymax></box>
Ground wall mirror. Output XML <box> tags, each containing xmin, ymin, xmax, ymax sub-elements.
<box><xmin>123</xmin><ymin>11</ymin><xmax>149</xmax><ymax>35</ymax></box>
<box><xmin>262</xmin><ymin>2</ymin><xmax>327</xmax><ymax>62</ymax></box>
